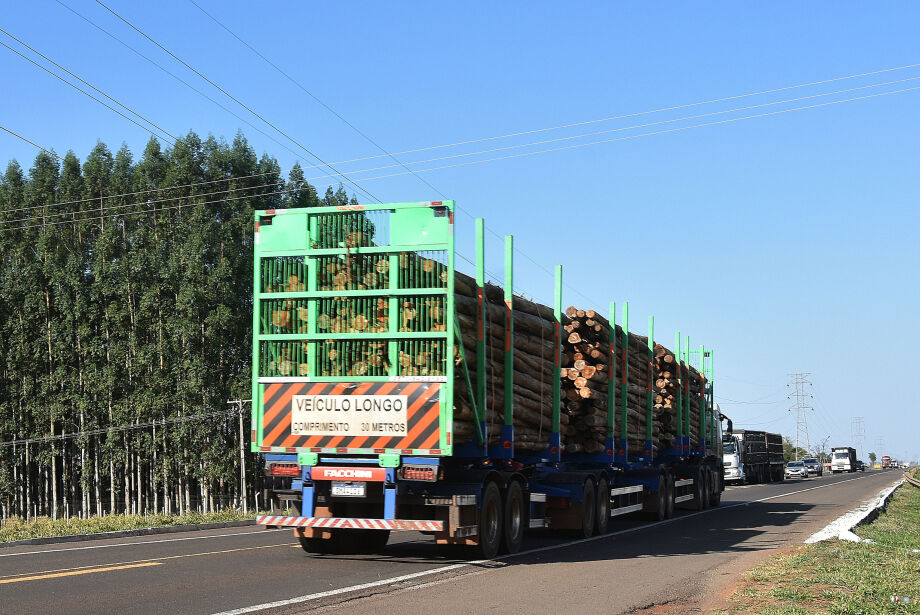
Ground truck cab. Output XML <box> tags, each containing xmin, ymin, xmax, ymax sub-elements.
<box><xmin>722</xmin><ymin>434</ymin><xmax>743</xmax><ymax>483</ymax></box>
<box><xmin>831</xmin><ymin>447</ymin><xmax>856</xmax><ymax>473</ymax></box>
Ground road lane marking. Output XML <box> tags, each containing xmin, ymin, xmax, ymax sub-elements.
<box><xmin>0</xmin><ymin>528</ymin><xmax>287</xmax><ymax>559</ymax></box>
<box><xmin>0</xmin><ymin>562</ymin><xmax>163</xmax><ymax>584</ymax></box>
<box><xmin>212</xmin><ymin>472</ymin><xmax>893</xmax><ymax>615</ymax></box>
<box><xmin>0</xmin><ymin>543</ymin><xmax>290</xmax><ymax>581</ymax></box>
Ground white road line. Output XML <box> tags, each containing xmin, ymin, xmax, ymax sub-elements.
<box><xmin>211</xmin><ymin>473</ymin><xmax>883</xmax><ymax>615</ymax></box>
<box><xmin>0</xmin><ymin>528</ymin><xmax>287</xmax><ymax>559</ymax></box>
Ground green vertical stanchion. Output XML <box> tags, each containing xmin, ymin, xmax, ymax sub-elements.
<box><xmin>500</xmin><ymin>235</ymin><xmax>514</xmax><ymax>456</ymax></box>
<box><xmin>699</xmin><ymin>343</ymin><xmax>706</xmax><ymax>453</ymax></box>
<box><xmin>708</xmin><ymin>349</ymin><xmax>716</xmax><ymax>449</ymax></box>
<box><xmin>645</xmin><ymin>316</ymin><xmax>654</xmax><ymax>459</ymax></box>
<box><xmin>549</xmin><ymin>265</ymin><xmax>562</xmax><ymax>461</ymax></box>
<box><xmin>606</xmin><ymin>302</ymin><xmax>616</xmax><ymax>459</ymax></box>
<box><xmin>475</xmin><ymin>219</ymin><xmax>487</xmax><ymax>452</ymax></box>
<box><xmin>675</xmin><ymin>332</ymin><xmax>683</xmax><ymax>455</ymax></box>
<box><xmin>685</xmin><ymin>335</ymin><xmax>691</xmax><ymax>452</ymax></box>
<box><xmin>251</xmin><ymin>215</ymin><xmax>262</xmax><ymax>451</ymax></box>
<box><xmin>618</xmin><ymin>303</ymin><xmax>629</xmax><ymax>462</ymax></box>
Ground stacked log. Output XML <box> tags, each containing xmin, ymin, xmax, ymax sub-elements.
<box><xmin>452</xmin><ymin>272</ymin><xmax>565</xmax><ymax>453</ymax></box>
<box><xmin>263</xmin><ymin>249</ymin><xmax>710</xmax><ymax>455</ymax></box>
<box><xmin>559</xmin><ymin>308</ymin><xmax>657</xmax><ymax>456</ymax></box>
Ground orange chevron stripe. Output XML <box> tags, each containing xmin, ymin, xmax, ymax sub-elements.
<box><xmin>259</xmin><ymin>383</ymin><xmax>284</xmax><ymax>426</ymax></box>
<box><xmin>403</xmin><ymin>387</ymin><xmax>440</xmax><ymax>443</ymax></box>
<box><xmin>418</xmin><ymin>424</ymin><xmax>442</xmax><ymax>450</ymax></box>
<box><xmin>279</xmin><ymin>382</ymin><xmax>377</xmax><ymax>448</ymax></box>
<box><xmin>262</xmin><ymin>383</ymin><xmax>307</xmax><ymax>445</ymax></box>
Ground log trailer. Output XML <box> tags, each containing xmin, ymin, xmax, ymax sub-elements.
<box><xmin>251</xmin><ymin>201</ymin><xmax>723</xmax><ymax>557</ymax></box>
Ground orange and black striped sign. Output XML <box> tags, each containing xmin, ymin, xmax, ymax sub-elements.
<box><xmin>260</xmin><ymin>382</ymin><xmax>442</xmax><ymax>451</ymax></box>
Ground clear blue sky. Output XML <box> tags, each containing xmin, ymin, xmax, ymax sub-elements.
<box><xmin>3</xmin><ymin>2</ymin><xmax>918</xmax><ymax>462</ymax></box>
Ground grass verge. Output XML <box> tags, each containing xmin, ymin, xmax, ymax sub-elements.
<box><xmin>0</xmin><ymin>509</ymin><xmax>258</xmax><ymax>543</ymax></box>
<box><xmin>718</xmin><ymin>469</ymin><xmax>920</xmax><ymax>614</ymax></box>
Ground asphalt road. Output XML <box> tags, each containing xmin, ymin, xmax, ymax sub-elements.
<box><xmin>0</xmin><ymin>469</ymin><xmax>902</xmax><ymax>615</ymax></box>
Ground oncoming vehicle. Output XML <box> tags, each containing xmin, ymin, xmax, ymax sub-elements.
<box><xmin>802</xmin><ymin>457</ymin><xmax>823</xmax><ymax>477</ymax></box>
<box><xmin>784</xmin><ymin>461</ymin><xmax>809</xmax><ymax>479</ymax></box>
<box><xmin>854</xmin><ymin>460</ymin><xmax>866</xmax><ymax>472</ymax></box>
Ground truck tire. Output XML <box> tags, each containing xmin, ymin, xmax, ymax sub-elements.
<box><xmin>502</xmin><ymin>481</ymin><xmax>525</xmax><ymax>554</ymax></box>
<box><xmin>595</xmin><ymin>477</ymin><xmax>610</xmax><ymax>535</ymax></box>
<box><xmin>477</xmin><ymin>481</ymin><xmax>503</xmax><ymax>559</ymax></box>
<box><xmin>693</xmin><ymin>467</ymin><xmax>706</xmax><ymax>510</ymax></box>
<box><xmin>664</xmin><ymin>473</ymin><xmax>675</xmax><ymax>519</ymax></box>
<box><xmin>647</xmin><ymin>474</ymin><xmax>668</xmax><ymax>521</ymax></box>
<box><xmin>299</xmin><ymin>529</ymin><xmax>389</xmax><ymax>555</ymax></box>
<box><xmin>701</xmin><ymin>470</ymin><xmax>711</xmax><ymax>509</ymax></box>
<box><xmin>709</xmin><ymin>467</ymin><xmax>722</xmax><ymax>507</ymax></box>
<box><xmin>580</xmin><ymin>479</ymin><xmax>597</xmax><ymax>538</ymax></box>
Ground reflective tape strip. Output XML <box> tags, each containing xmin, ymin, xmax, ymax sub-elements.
<box><xmin>255</xmin><ymin>516</ymin><xmax>444</xmax><ymax>532</ymax></box>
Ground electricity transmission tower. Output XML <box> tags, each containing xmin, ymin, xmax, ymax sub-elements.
<box><xmin>875</xmin><ymin>436</ymin><xmax>884</xmax><ymax>454</ymax></box>
<box><xmin>787</xmin><ymin>373</ymin><xmax>813</xmax><ymax>461</ymax></box>
<box><xmin>851</xmin><ymin>417</ymin><xmax>865</xmax><ymax>458</ymax></box>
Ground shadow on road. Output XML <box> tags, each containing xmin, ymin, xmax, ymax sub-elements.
<box><xmin>295</xmin><ymin>500</ymin><xmax>826</xmax><ymax>568</ymax></box>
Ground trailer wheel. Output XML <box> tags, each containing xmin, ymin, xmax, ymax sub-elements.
<box><xmin>477</xmin><ymin>481</ymin><xmax>503</xmax><ymax>559</ymax></box>
<box><xmin>580</xmin><ymin>479</ymin><xmax>596</xmax><ymax>538</ymax></box>
<box><xmin>647</xmin><ymin>474</ymin><xmax>668</xmax><ymax>521</ymax></box>
<box><xmin>664</xmin><ymin>473</ymin><xmax>675</xmax><ymax>519</ymax></box>
<box><xmin>595</xmin><ymin>477</ymin><xmax>610</xmax><ymax>535</ymax></box>
<box><xmin>701</xmin><ymin>470</ymin><xmax>711</xmax><ymax>509</ymax></box>
<box><xmin>502</xmin><ymin>481</ymin><xmax>525</xmax><ymax>554</ymax></box>
<box><xmin>693</xmin><ymin>467</ymin><xmax>706</xmax><ymax>510</ymax></box>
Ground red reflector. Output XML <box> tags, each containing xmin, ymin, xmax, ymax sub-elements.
<box><xmin>618</xmin><ymin>449</ymin><xmax>625</xmax><ymax>456</ymax></box>
<box><xmin>260</xmin><ymin>446</ymin><xmax>272</xmax><ymax>452</ymax></box>
<box><xmin>251</xmin><ymin>430</ymin><xmax>256</xmax><ymax>441</ymax></box>
<box><xmin>446</xmin><ymin>433</ymin><xmax>451</xmax><ymax>445</ymax></box>
<box><xmin>254</xmin><ymin>221</ymin><xmax>260</xmax><ymax>232</ymax></box>
<box><xmin>402</xmin><ymin>449</ymin><xmax>413</xmax><ymax>454</ymax></box>
<box><xmin>336</xmin><ymin>448</ymin><xmax>348</xmax><ymax>453</ymax></box>
<box><xmin>431</xmin><ymin>449</ymin><xmax>441</xmax><ymax>455</ymax></box>
<box><xmin>285</xmin><ymin>447</ymin><xmax>297</xmax><ymax>452</ymax></box>
<box><xmin>502</xmin><ymin>441</ymin><xmax>512</xmax><ymax>449</ymax></box>
<box><xmin>431</xmin><ymin>201</ymin><xmax>442</xmax><ymax>205</ymax></box>
<box><xmin>269</xmin><ymin>463</ymin><xmax>299</xmax><ymax>477</ymax></box>
<box><xmin>265</xmin><ymin>209</ymin><xmax>276</xmax><ymax>214</ymax></box>
<box><xmin>373</xmin><ymin>448</ymin><xmax>385</xmax><ymax>454</ymax></box>
<box><xmin>605</xmin><ymin>449</ymin><xmax>613</xmax><ymax>456</ymax></box>
<box><xmin>310</xmin><ymin>448</ymin><xmax>322</xmax><ymax>452</ymax></box>
<box><xmin>550</xmin><ymin>446</ymin><xmax>559</xmax><ymax>455</ymax></box>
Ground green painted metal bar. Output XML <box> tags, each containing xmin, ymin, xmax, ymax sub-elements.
<box><xmin>646</xmin><ymin>316</ymin><xmax>655</xmax><ymax>449</ymax></box>
<box><xmin>607</xmin><ymin>302</ymin><xmax>616</xmax><ymax>439</ymax></box>
<box><xmin>251</xmin><ymin>216</ymin><xmax>263</xmax><ymax>451</ymax></box>
<box><xmin>552</xmin><ymin>265</ymin><xmax>562</xmax><ymax>458</ymax></box>
<box><xmin>619</xmin><ymin>303</ymin><xmax>629</xmax><ymax>445</ymax></box>
<box><xmin>455</xmin><ymin>320</ymin><xmax>484</xmax><ymax>445</ymax></box>
<box><xmin>503</xmin><ymin>235</ymin><xmax>514</xmax><ymax>428</ymax></box>
<box><xmin>475</xmin><ymin>218</ymin><xmax>487</xmax><ymax>449</ymax></box>
<box><xmin>675</xmin><ymin>331</ymin><xmax>683</xmax><ymax>452</ymax></box>
<box><xmin>699</xmin><ymin>343</ymin><xmax>706</xmax><ymax>451</ymax></box>
<box><xmin>708</xmin><ymin>348</ymin><xmax>716</xmax><ymax>447</ymax></box>
<box><xmin>683</xmin><ymin>335</ymin><xmax>691</xmax><ymax>452</ymax></box>
<box><xmin>261</xmin><ymin>332</ymin><xmax>449</xmax><ymax>341</ymax></box>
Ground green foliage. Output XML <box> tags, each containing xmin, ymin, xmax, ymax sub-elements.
<box><xmin>782</xmin><ymin>437</ymin><xmax>810</xmax><ymax>463</ymax></box>
<box><xmin>0</xmin><ymin>132</ymin><xmax>344</xmax><ymax>520</ymax></box>
<box><xmin>869</xmin><ymin>452</ymin><xmax>877</xmax><ymax>464</ymax></box>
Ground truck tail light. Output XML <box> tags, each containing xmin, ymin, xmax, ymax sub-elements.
<box><xmin>400</xmin><ymin>465</ymin><xmax>439</xmax><ymax>482</ymax></box>
<box><xmin>269</xmin><ymin>463</ymin><xmax>300</xmax><ymax>477</ymax></box>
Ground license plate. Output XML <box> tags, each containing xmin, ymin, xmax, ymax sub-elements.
<box><xmin>331</xmin><ymin>482</ymin><xmax>366</xmax><ymax>497</ymax></box>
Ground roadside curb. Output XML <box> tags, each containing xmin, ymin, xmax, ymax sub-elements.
<box><xmin>805</xmin><ymin>478</ymin><xmax>904</xmax><ymax>544</ymax></box>
<box><xmin>0</xmin><ymin>519</ymin><xmax>256</xmax><ymax>549</ymax></box>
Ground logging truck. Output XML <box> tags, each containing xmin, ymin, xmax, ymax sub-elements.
<box><xmin>251</xmin><ymin>201</ymin><xmax>724</xmax><ymax>557</ymax></box>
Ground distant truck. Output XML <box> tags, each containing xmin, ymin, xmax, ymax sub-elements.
<box><xmin>881</xmin><ymin>456</ymin><xmax>892</xmax><ymax>469</ymax></box>
<box><xmin>831</xmin><ymin>446</ymin><xmax>857</xmax><ymax>473</ymax></box>
<box><xmin>723</xmin><ymin>426</ymin><xmax>785</xmax><ymax>484</ymax></box>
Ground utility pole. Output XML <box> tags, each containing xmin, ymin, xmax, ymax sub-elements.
<box><xmin>787</xmin><ymin>373</ymin><xmax>813</xmax><ymax>461</ymax></box>
<box><xmin>228</xmin><ymin>399</ymin><xmax>251</xmax><ymax>513</ymax></box>
<box><xmin>875</xmin><ymin>436</ymin><xmax>884</xmax><ymax>455</ymax></box>
<box><xmin>851</xmin><ymin>417</ymin><xmax>865</xmax><ymax>458</ymax></box>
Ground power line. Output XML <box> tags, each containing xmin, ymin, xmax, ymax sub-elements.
<box><xmin>0</xmin><ymin>125</ymin><xmax>64</xmax><ymax>161</ymax></box>
<box><xmin>326</xmin><ymin>75</ymin><xmax>920</xmax><ymax>177</ymax></box>
<box><xmin>9</xmin><ymin>73</ymin><xmax>918</xmax><ymax>219</ymax></box>
<box><xmin>0</xmin><ymin>37</ymin><xmax>176</xmax><ymax>146</ymax></box>
<box><xmin>54</xmin><ymin>0</ymin><xmax>309</xmax><ymax>162</ymax></box>
<box><xmin>94</xmin><ymin>0</ymin><xmax>382</xmax><ymax>204</ymax></box>
<box><xmin>0</xmin><ymin>407</ymin><xmax>241</xmax><ymax>448</ymax></box>
<box><xmin>0</xmin><ymin>26</ymin><xmax>177</xmax><ymax>142</ymax></box>
<box><xmin>276</xmin><ymin>61</ymin><xmax>920</xmax><ymax>167</ymax></box>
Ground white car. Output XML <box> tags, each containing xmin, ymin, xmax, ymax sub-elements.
<box><xmin>784</xmin><ymin>461</ymin><xmax>810</xmax><ymax>479</ymax></box>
